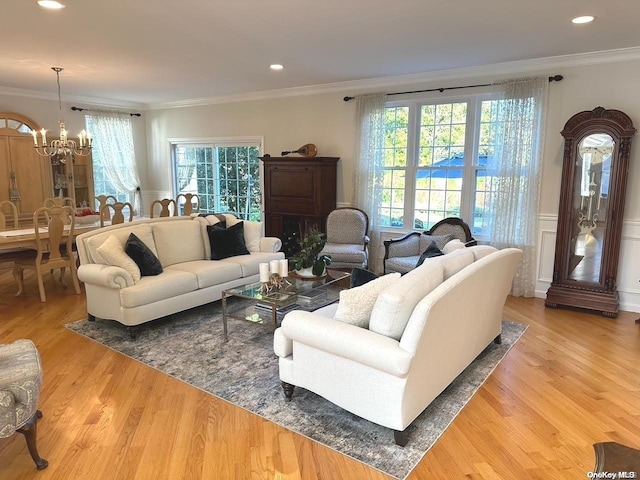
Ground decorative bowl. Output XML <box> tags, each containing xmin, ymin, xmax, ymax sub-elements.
<box><xmin>75</xmin><ymin>214</ymin><xmax>100</xmax><ymax>225</ymax></box>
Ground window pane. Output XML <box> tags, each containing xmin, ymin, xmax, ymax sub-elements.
<box><xmin>174</xmin><ymin>143</ymin><xmax>261</xmax><ymax>221</ymax></box>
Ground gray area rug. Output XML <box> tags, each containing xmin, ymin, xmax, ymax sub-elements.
<box><xmin>66</xmin><ymin>302</ymin><xmax>526</xmax><ymax>479</ymax></box>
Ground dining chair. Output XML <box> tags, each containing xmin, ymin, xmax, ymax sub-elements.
<box><xmin>99</xmin><ymin>202</ymin><xmax>134</xmax><ymax>227</ymax></box>
<box><xmin>44</xmin><ymin>197</ymin><xmax>75</xmax><ymax>208</ymax></box>
<box><xmin>150</xmin><ymin>198</ymin><xmax>177</xmax><ymax>218</ymax></box>
<box><xmin>176</xmin><ymin>193</ymin><xmax>200</xmax><ymax>216</ymax></box>
<box><xmin>0</xmin><ymin>200</ymin><xmax>19</xmax><ymax>230</ymax></box>
<box><xmin>13</xmin><ymin>205</ymin><xmax>81</xmax><ymax>302</ymax></box>
<box><xmin>95</xmin><ymin>195</ymin><xmax>118</xmax><ymax>223</ymax></box>
<box><xmin>0</xmin><ymin>201</ymin><xmax>32</xmax><ymax>268</ymax></box>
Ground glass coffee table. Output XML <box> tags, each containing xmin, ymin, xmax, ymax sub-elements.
<box><xmin>221</xmin><ymin>269</ymin><xmax>350</xmax><ymax>341</ymax></box>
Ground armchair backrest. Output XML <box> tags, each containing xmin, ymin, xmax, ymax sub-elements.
<box><xmin>427</xmin><ymin>217</ymin><xmax>476</xmax><ymax>245</ymax></box>
<box><xmin>326</xmin><ymin>208</ymin><xmax>369</xmax><ymax>244</ymax></box>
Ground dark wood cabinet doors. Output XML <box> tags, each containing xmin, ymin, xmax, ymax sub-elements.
<box><xmin>546</xmin><ymin>107</ymin><xmax>636</xmax><ymax>317</ymax></box>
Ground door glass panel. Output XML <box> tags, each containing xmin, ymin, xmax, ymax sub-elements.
<box><xmin>567</xmin><ymin>133</ymin><xmax>614</xmax><ymax>283</ymax></box>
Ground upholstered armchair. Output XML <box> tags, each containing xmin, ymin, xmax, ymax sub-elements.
<box><xmin>318</xmin><ymin>208</ymin><xmax>370</xmax><ymax>269</ymax></box>
<box><xmin>0</xmin><ymin>339</ymin><xmax>48</xmax><ymax>470</ymax></box>
<box><xmin>383</xmin><ymin>217</ymin><xmax>477</xmax><ymax>274</ymax></box>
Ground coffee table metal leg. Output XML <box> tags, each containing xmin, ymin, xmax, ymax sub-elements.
<box><xmin>272</xmin><ymin>304</ymin><xmax>277</xmax><ymax>330</ymax></box>
<box><xmin>222</xmin><ymin>292</ymin><xmax>228</xmax><ymax>342</ymax></box>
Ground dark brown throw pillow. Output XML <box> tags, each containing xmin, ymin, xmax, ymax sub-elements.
<box><xmin>207</xmin><ymin>221</ymin><xmax>250</xmax><ymax>260</ymax></box>
<box><xmin>415</xmin><ymin>241</ymin><xmax>444</xmax><ymax>268</ymax></box>
<box><xmin>124</xmin><ymin>233</ymin><xmax>163</xmax><ymax>276</ymax></box>
<box><xmin>350</xmin><ymin>268</ymin><xmax>379</xmax><ymax>288</ymax></box>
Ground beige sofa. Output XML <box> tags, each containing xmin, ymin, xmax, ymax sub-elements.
<box><xmin>76</xmin><ymin>215</ymin><xmax>284</xmax><ymax>332</ymax></box>
<box><xmin>274</xmin><ymin>245</ymin><xmax>522</xmax><ymax>445</ymax></box>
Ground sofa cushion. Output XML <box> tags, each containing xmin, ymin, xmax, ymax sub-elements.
<box><xmin>220</xmin><ymin>251</ymin><xmax>285</xmax><ymax>277</ymax></box>
<box><xmin>468</xmin><ymin>245</ymin><xmax>498</xmax><ymax>260</ymax></box>
<box><xmin>369</xmin><ymin>260</ymin><xmax>445</xmax><ymax>340</ymax></box>
<box><xmin>96</xmin><ymin>234</ymin><xmax>141</xmax><ymax>283</ymax></box>
<box><xmin>207</xmin><ymin>222</ymin><xmax>251</xmax><ymax>260</ymax></box>
<box><xmin>167</xmin><ymin>261</ymin><xmax>243</xmax><ymax>289</ymax></box>
<box><xmin>333</xmin><ymin>273</ymin><xmax>400</xmax><ymax>328</ymax></box>
<box><xmin>440</xmin><ymin>248</ymin><xmax>475</xmax><ymax>279</ymax></box>
<box><xmin>442</xmin><ymin>238</ymin><xmax>465</xmax><ymax>254</ymax></box>
<box><xmin>119</xmin><ymin>269</ymin><xmax>198</xmax><ymax>308</ymax></box>
<box><xmin>415</xmin><ymin>241</ymin><xmax>444</xmax><ymax>267</ymax></box>
<box><xmin>153</xmin><ymin>220</ymin><xmax>205</xmax><ymax>267</ymax></box>
<box><xmin>87</xmin><ymin>224</ymin><xmax>158</xmax><ymax>265</ymax></box>
<box><xmin>125</xmin><ymin>233</ymin><xmax>163</xmax><ymax>276</ymax></box>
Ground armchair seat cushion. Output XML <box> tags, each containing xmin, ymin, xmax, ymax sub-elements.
<box><xmin>320</xmin><ymin>243</ymin><xmax>367</xmax><ymax>265</ymax></box>
<box><xmin>0</xmin><ymin>339</ymin><xmax>42</xmax><ymax>437</ymax></box>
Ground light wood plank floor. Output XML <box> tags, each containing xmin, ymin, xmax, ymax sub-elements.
<box><xmin>1</xmin><ymin>269</ymin><xmax>639</xmax><ymax>479</ymax></box>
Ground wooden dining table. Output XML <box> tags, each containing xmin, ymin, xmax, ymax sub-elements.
<box><xmin>0</xmin><ymin>223</ymin><xmax>101</xmax><ymax>250</ymax></box>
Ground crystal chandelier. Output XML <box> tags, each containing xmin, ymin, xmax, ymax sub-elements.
<box><xmin>32</xmin><ymin>67</ymin><xmax>92</xmax><ymax>158</ymax></box>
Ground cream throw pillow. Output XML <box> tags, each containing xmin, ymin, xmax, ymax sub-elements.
<box><xmin>96</xmin><ymin>234</ymin><xmax>141</xmax><ymax>283</ymax></box>
<box><xmin>226</xmin><ymin>216</ymin><xmax>263</xmax><ymax>252</ymax></box>
<box><xmin>333</xmin><ymin>273</ymin><xmax>400</xmax><ymax>328</ymax></box>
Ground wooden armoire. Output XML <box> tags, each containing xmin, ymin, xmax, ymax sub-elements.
<box><xmin>260</xmin><ymin>156</ymin><xmax>339</xmax><ymax>256</ymax></box>
<box><xmin>0</xmin><ymin>112</ymin><xmax>94</xmax><ymax>223</ymax></box>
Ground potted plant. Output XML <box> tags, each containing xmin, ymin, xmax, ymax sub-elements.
<box><xmin>289</xmin><ymin>227</ymin><xmax>332</xmax><ymax>277</ymax></box>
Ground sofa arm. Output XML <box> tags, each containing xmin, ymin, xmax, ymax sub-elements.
<box><xmin>77</xmin><ymin>263</ymin><xmax>135</xmax><ymax>289</ymax></box>
<box><xmin>278</xmin><ymin>311</ymin><xmax>413</xmax><ymax>377</ymax></box>
<box><xmin>260</xmin><ymin>237</ymin><xmax>282</xmax><ymax>253</ymax></box>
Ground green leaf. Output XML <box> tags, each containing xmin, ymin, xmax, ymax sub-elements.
<box><xmin>312</xmin><ymin>259</ymin><xmax>326</xmax><ymax>276</ymax></box>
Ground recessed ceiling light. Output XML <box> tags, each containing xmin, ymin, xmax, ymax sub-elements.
<box><xmin>572</xmin><ymin>15</ymin><xmax>595</xmax><ymax>24</ymax></box>
<box><xmin>37</xmin><ymin>0</ymin><xmax>65</xmax><ymax>9</ymax></box>
<box><xmin>270</xmin><ymin>64</ymin><xmax>284</xmax><ymax>71</ymax></box>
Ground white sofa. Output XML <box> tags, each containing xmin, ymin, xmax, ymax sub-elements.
<box><xmin>273</xmin><ymin>245</ymin><xmax>522</xmax><ymax>445</ymax></box>
<box><xmin>76</xmin><ymin>215</ymin><xmax>284</xmax><ymax>332</ymax></box>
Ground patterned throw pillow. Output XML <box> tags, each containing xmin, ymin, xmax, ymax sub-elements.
<box><xmin>419</xmin><ymin>233</ymin><xmax>453</xmax><ymax>252</ymax></box>
<box><xmin>333</xmin><ymin>273</ymin><xmax>400</xmax><ymax>328</ymax></box>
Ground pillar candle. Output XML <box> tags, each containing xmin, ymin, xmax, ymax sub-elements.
<box><xmin>270</xmin><ymin>260</ymin><xmax>280</xmax><ymax>275</ymax></box>
<box><xmin>279</xmin><ymin>259</ymin><xmax>289</xmax><ymax>277</ymax></box>
<box><xmin>259</xmin><ymin>263</ymin><xmax>270</xmax><ymax>283</ymax></box>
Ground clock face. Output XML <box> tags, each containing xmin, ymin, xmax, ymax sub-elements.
<box><xmin>578</xmin><ymin>133</ymin><xmax>614</xmax><ymax>164</ymax></box>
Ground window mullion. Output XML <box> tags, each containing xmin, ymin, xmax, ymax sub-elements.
<box><xmin>404</xmin><ymin>102</ymin><xmax>419</xmax><ymax>230</ymax></box>
<box><xmin>461</xmin><ymin>99</ymin><xmax>480</xmax><ymax>223</ymax></box>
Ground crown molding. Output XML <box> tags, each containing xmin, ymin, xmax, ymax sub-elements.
<box><xmin>0</xmin><ymin>85</ymin><xmax>146</xmax><ymax>110</ymax></box>
<box><xmin>3</xmin><ymin>46</ymin><xmax>640</xmax><ymax>111</ymax></box>
<box><xmin>147</xmin><ymin>45</ymin><xmax>640</xmax><ymax>110</ymax></box>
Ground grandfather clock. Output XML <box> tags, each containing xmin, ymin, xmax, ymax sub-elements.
<box><xmin>545</xmin><ymin>107</ymin><xmax>636</xmax><ymax>317</ymax></box>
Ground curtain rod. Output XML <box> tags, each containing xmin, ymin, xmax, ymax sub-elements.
<box><xmin>70</xmin><ymin>106</ymin><xmax>142</xmax><ymax>117</ymax></box>
<box><xmin>342</xmin><ymin>74</ymin><xmax>563</xmax><ymax>102</ymax></box>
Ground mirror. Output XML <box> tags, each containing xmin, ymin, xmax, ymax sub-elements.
<box><xmin>546</xmin><ymin>107</ymin><xmax>636</xmax><ymax>317</ymax></box>
<box><xmin>567</xmin><ymin>133</ymin><xmax>614</xmax><ymax>283</ymax></box>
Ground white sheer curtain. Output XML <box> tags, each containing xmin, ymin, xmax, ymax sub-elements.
<box><xmin>353</xmin><ymin>93</ymin><xmax>387</xmax><ymax>273</ymax></box>
<box><xmin>86</xmin><ymin>114</ymin><xmax>142</xmax><ymax>214</ymax></box>
<box><xmin>487</xmin><ymin>77</ymin><xmax>549</xmax><ymax>296</ymax></box>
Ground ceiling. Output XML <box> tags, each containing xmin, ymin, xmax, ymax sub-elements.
<box><xmin>1</xmin><ymin>0</ymin><xmax>640</xmax><ymax>108</ymax></box>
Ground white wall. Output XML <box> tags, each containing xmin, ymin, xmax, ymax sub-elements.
<box><xmin>0</xmin><ymin>94</ymin><xmax>149</xmax><ymax>191</ymax></box>
<box><xmin>3</xmin><ymin>57</ymin><xmax>640</xmax><ymax>312</ymax></box>
<box><xmin>144</xmin><ymin>58</ymin><xmax>640</xmax><ymax>312</ymax></box>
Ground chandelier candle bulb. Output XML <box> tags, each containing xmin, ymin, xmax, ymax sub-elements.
<box><xmin>31</xmin><ymin>130</ymin><xmax>38</xmax><ymax>146</ymax></box>
<box><xmin>40</xmin><ymin>129</ymin><xmax>47</xmax><ymax>145</ymax></box>
<box><xmin>259</xmin><ymin>263</ymin><xmax>270</xmax><ymax>283</ymax></box>
<box><xmin>279</xmin><ymin>259</ymin><xmax>289</xmax><ymax>277</ymax></box>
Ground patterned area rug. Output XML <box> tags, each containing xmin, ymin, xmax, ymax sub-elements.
<box><xmin>66</xmin><ymin>303</ymin><xmax>526</xmax><ymax>479</ymax></box>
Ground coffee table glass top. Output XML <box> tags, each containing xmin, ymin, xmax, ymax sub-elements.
<box><xmin>224</xmin><ymin>269</ymin><xmax>350</xmax><ymax>307</ymax></box>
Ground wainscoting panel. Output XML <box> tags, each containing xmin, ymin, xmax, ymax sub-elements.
<box><xmin>536</xmin><ymin>215</ymin><xmax>640</xmax><ymax>313</ymax></box>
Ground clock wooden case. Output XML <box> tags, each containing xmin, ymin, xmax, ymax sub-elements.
<box><xmin>545</xmin><ymin>107</ymin><xmax>636</xmax><ymax>317</ymax></box>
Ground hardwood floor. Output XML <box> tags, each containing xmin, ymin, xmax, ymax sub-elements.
<box><xmin>1</xmin><ymin>268</ymin><xmax>639</xmax><ymax>479</ymax></box>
